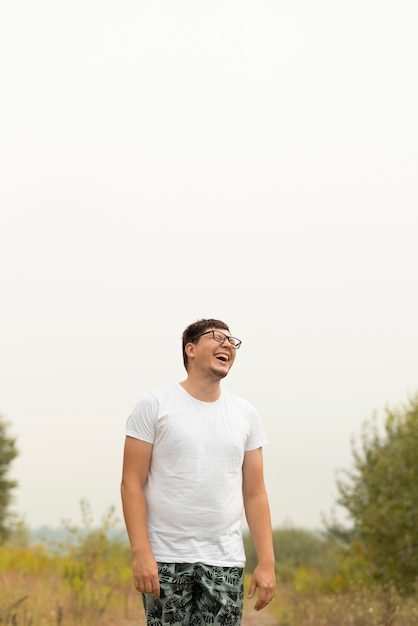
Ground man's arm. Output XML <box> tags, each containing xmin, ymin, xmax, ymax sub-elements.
<box><xmin>120</xmin><ymin>436</ymin><xmax>160</xmax><ymax>598</ymax></box>
<box><xmin>242</xmin><ymin>447</ymin><xmax>276</xmax><ymax>611</ymax></box>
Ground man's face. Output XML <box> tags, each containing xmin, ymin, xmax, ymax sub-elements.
<box><xmin>189</xmin><ymin>328</ymin><xmax>238</xmax><ymax>380</ymax></box>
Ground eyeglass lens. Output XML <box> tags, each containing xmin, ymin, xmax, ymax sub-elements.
<box><xmin>213</xmin><ymin>331</ymin><xmax>240</xmax><ymax>348</ymax></box>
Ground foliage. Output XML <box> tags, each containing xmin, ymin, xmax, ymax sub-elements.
<box><xmin>0</xmin><ymin>414</ymin><xmax>18</xmax><ymax>542</ymax></box>
<box><xmin>1</xmin><ymin>499</ymin><xmax>134</xmax><ymax>625</ymax></box>
<box><xmin>268</xmin><ymin>583</ymin><xmax>417</xmax><ymax>626</ymax></box>
<box><xmin>61</xmin><ymin>498</ymin><xmax>132</xmax><ymax>583</ymax></box>
<box><xmin>1</xmin><ymin>502</ymin><xmax>417</xmax><ymax>625</ymax></box>
<box><xmin>327</xmin><ymin>393</ymin><xmax>418</xmax><ymax>594</ymax></box>
<box><xmin>244</xmin><ymin>524</ymin><xmax>345</xmax><ymax>588</ymax></box>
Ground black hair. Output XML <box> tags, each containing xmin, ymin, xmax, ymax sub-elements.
<box><xmin>182</xmin><ymin>318</ymin><xmax>230</xmax><ymax>370</ymax></box>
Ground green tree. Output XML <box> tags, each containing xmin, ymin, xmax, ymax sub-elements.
<box><xmin>244</xmin><ymin>523</ymin><xmax>342</xmax><ymax>582</ymax></box>
<box><xmin>328</xmin><ymin>393</ymin><xmax>418</xmax><ymax>593</ymax></box>
<box><xmin>0</xmin><ymin>415</ymin><xmax>18</xmax><ymax>541</ymax></box>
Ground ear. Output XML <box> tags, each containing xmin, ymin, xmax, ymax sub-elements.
<box><xmin>185</xmin><ymin>342</ymin><xmax>196</xmax><ymax>361</ymax></box>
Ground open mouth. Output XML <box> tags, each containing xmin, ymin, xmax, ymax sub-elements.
<box><xmin>216</xmin><ymin>355</ymin><xmax>228</xmax><ymax>363</ymax></box>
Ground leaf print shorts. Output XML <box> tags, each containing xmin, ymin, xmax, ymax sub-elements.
<box><xmin>142</xmin><ymin>561</ymin><xmax>244</xmax><ymax>626</ymax></box>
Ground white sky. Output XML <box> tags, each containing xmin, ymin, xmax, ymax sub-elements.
<box><xmin>1</xmin><ymin>1</ymin><xmax>417</xmax><ymax>531</ymax></box>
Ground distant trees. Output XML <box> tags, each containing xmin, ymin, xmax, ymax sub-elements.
<box><xmin>328</xmin><ymin>393</ymin><xmax>418</xmax><ymax>593</ymax></box>
<box><xmin>0</xmin><ymin>415</ymin><xmax>18</xmax><ymax>541</ymax></box>
<box><xmin>244</xmin><ymin>525</ymin><xmax>342</xmax><ymax>585</ymax></box>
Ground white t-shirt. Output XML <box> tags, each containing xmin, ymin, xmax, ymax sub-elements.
<box><xmin>125</xmin><ymin>383</ymin><xmax>268</xmax><ymax>567</ymax></box>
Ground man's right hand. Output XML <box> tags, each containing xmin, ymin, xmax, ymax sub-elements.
<box><xmin>132</xmin><ymin>553</ymin><xmax>160</xmax><ymax>598</ymax></box>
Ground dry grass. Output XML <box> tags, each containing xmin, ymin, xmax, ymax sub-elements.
<box><xmin>2</xmin><ymin>572</ymin><xmax>418</xmax><ymax>626</ymax></box>
<box><xmin>267</xmin><ymin>583</ymin><xmax>418</xmax><ymax>626</ymax></box>
<box><xmin>1</xmin><ymin>551</ymin><xmax>418</xmax><ymax>626</ymax></box>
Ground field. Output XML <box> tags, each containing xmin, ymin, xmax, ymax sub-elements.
<box><xmin>2</xmin><ymin>556</ymin><xmax>418</xmax><ymax>626</ymax></box>
<box><xmin>1</xmin><ymin>516</ymin><xmax>417</xmax><ymax>626</ymax></box>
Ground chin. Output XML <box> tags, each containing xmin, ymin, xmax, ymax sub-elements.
<box><xmin>211</xmin><ymin>366</ymin><xmax>229</xmax><ymax>380</ymax></box>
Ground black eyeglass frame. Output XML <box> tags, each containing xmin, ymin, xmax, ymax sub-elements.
<box><xmin>191</xmin><ymin>330</ymin><xmax>242</xmax><ymax>350</ymax></box>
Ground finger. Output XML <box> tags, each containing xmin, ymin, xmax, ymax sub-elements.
<box><xmin>134</xmin><ymin>578</ymin><xmax>153</xmax><ymax>594</ymax></box>
<box><xmin>141</xmin><ymin>580</ymin><xmax>155</xmax><ymax>595</ymax></box>
<box><xmin>255</xmin><ymin>592</ymin><xmax>275</xmax><ymax>611</ymax></box>
<box><xmin>247</xmin><ymin>578</ymin><xmax>256</xmax><ymax>599</ymax></box>
<box><xmin>153</xmin><ymin>582</ymin><xmax>161</xmax><ymax>599</ymax></box>
<box><xmin>254</xmin><ymin>590</ymin><xmax>266</xmax><ymax>611</ymax></box>
<box><xmin>255</xmin><ymin>591</ymin><xmax>272</xmax><ymax>611</ymax></box>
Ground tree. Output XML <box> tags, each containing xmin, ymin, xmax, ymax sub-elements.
<box><xmin>244</xmin><ymin>523</ymin><xmax>342</xmax><ymax>583</ymax></box>
<box><xmin>0</xmin><ymin>415</ymin><xmax>18</xmax><ymax>541</ymax></box>
<box><xmin>328</xmin><ymin>393</ymin><xmax>418</xmax><ymax>593</ymax></box>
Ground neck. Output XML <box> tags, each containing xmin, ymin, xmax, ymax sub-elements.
<box><xmin>180</xmin><ymin>378</ymin><xmax>221</xmax><ymax>402</ymax></box>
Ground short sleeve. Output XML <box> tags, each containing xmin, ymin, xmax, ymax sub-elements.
<box><xmin>125</xmin><ymin>392</ymin><xmax>159</xmax><ymax>443</ymax></box>
<box><xmin>245</xmin><ymin>404</ymin><xmax>268</xmax><ymax>451</ymax></box>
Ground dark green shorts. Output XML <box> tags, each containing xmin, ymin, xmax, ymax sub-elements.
<box><xmin>142</xmin><ymin>561</ymin><xmax>244</xmax><ymax>626</ymax></box>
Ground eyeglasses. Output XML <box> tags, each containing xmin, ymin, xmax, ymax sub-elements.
<box><xmin>192</xmin><ymin>330</ymin><xmax>242</xmax><ymax>350</ymax></box>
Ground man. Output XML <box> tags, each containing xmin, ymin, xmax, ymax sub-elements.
<box><xmin>121</xmin><ymin>318</ymin><xmax>276</xmax><ymax>625</ymax></box>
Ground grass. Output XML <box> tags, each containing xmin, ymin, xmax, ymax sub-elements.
<box><xmin>267</xmin><ymin>583</ymin><xmax>418</xmax><ymax>626</ymax></box>
<box><xmin>1</xmin><ymin>565</ymin><xmax>418</xmax><ymax>625</ymax></box>
<box><xmin>1</xmin><ymin>509</ymin><xmax>417</xmax><ymax>626</ymax></box>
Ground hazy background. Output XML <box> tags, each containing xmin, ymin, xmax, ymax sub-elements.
<box><xmin>1</xmin><ymin>0</ymin><xmax>417</xmax><ymax>531</ymax></box>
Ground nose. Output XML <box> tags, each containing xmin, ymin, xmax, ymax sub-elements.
<box><xmin>221</xmin><ymin>336</ymin><xmax>234</xmax><ymax>348</ymax></box>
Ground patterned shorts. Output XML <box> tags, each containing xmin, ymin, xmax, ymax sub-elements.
<box><xmin>142</xmin><ymin>561</ymin><xmax>244</xmax><ymax>626</ymax></box>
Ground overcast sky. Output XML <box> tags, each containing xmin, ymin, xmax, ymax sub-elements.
<box><xmin>1</xmin><ymin>0</ymin><xmax>417</xmax><ymax>532</ymax></box>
